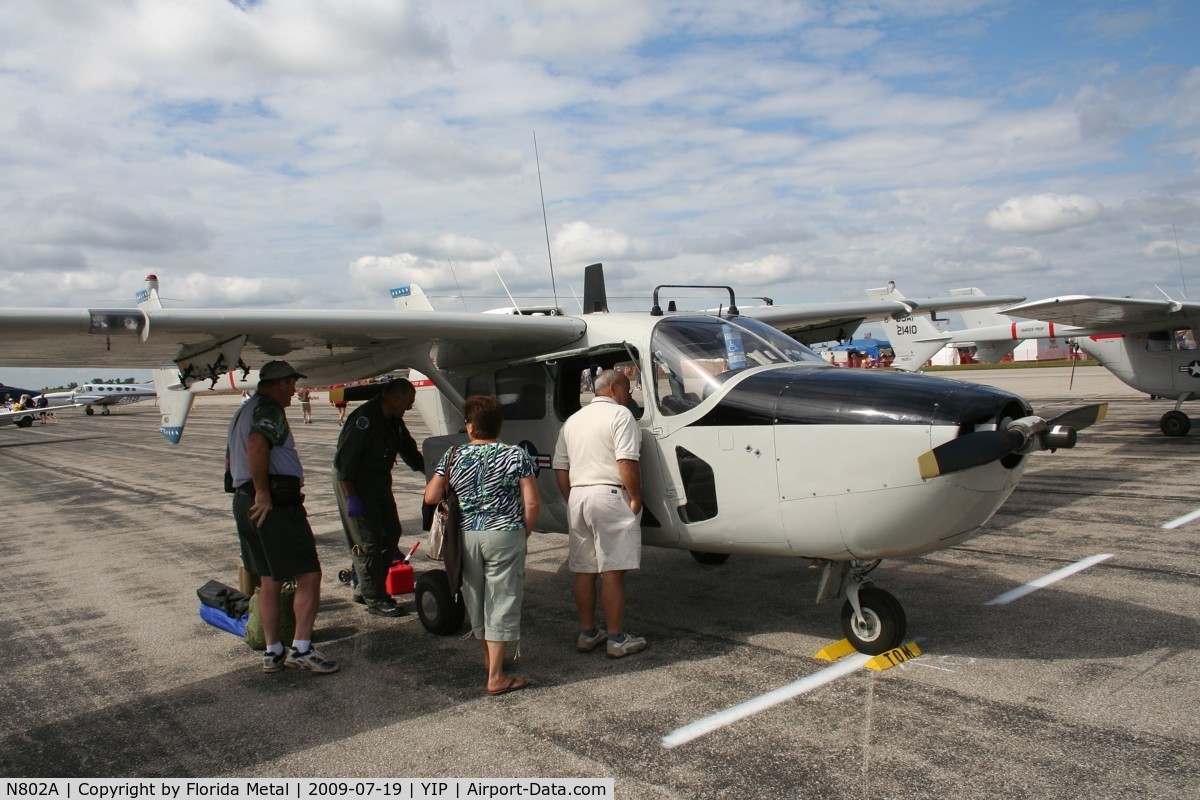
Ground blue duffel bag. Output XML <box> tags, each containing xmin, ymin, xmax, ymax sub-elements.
<box><xmin>199</xmin><ymin>603</ymin><xmax>249</xmax><ymax>637</ymax></box>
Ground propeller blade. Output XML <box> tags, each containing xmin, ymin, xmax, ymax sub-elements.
<box><xmin>918</xmin><ymin>429</ymin><xmax>1024</xmax><ymax>479</ymax></box>
<box><xmin>1047</xmin><ymin>403</ymin><xmax>1108</xmax><ymax>431</ymax></box>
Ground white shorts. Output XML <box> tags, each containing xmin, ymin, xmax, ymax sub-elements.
<box><xmin>567</xmin><ymin>485</ymin><xmax>642</xmax><ymax>573</ymax></box>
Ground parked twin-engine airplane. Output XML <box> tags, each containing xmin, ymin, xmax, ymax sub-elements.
<box><xmin>0</xmin><ymin>265</ymin><xmax>1104</xmax><ymax>653</ymax></box>
<box><xmin>42</xmin><ymin>381</ymin><xmax>158</xmax><ymax>415</ymax></box>
<box><xmin>881</xmin><ymin>283</ymin><xmax>1200</xmax><ymax>437</ymax></box>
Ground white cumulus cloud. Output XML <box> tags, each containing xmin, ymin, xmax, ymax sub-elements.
<box><xmin>985</xmin><ymin>194</ymin><xmax>1106</xmax><ymax>234</ymax></box>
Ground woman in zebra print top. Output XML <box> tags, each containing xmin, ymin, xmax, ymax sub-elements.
<box><xmin>425</xmin><ymin>395</ymin><xmax>541</xmax><ymax>695</ymax></box>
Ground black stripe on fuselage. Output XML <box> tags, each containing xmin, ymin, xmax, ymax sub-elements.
<box><xmin>691</xmin><ymin>366</ymin><xmax>1028</xmax><ymax>428</ymax></box>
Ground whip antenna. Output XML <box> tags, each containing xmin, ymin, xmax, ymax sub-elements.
<box><xmin>1173</xmin><ymin>224</ymin><xmax>1188</xmax><ymax>300</ymax></box>
<box><xmin>534</xmin><ymin>131</ymin><xmax>560</xmax><ymax>310</ymax></box>
<box><xmin>447</xmin><ymin>260</ymin><xmax>469</xmax><ymax>311</ymax></box>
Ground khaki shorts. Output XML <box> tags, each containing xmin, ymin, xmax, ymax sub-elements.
<box><xmin>567</xmin><ymin>485</ymin><xmax>642</xmax><ymax>573</ymax></box>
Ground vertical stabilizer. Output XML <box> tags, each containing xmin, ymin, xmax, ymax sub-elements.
<box><xmin>582</xmin><ymin>263</ymin><xmax>608</xmax><ymax>314</ymax></box>
<box><xmin>137</xmin><ymin>275</ymin><xmax>162</xmax><ymax>310</ymax></box>
<box><xmin>154</xmin><ymin>368</ymin><xmax>195</xmax><ymax>445</ymax></box>
<box><xmin>867</xmin><ymin>283</ymin><xmax>950</xmax><ymax>371</ymax></box>
<box><xmin>390</xmin><ymin>284</ymin><xmax>436</xmax><ymax>312</ymax></box>
<box><xmin>948</xmin><ymin>288</ymin><xmax>1020</xmax><ymax>362</ymax></box>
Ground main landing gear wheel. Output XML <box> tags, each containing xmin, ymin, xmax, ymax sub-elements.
<box><xmin>1160</xmin><ymin>410</ymin><xmax>1191</xmax><ymax>437</ymax></box>
<box><xmin>415</xmin><ymin>569</ymin><xmax>466</xmax><ymax>636</ymax></box>
<box><xmin>85</xmin><ymin>406</ymin><xmax>95</xmax><ymax>416</ymax></box>
<box><xmin>841</xmin><ymin>586</ymin><xmax>907</xmax><ymax>655</ymax></box>
<box><xmin>690</xmin><ymin>550</ymin><xmax>730</xmax><ymax>565</ymax></box>
<box><xmin>15</xmin><ymin>416</ymin><xmax>33</xmax><ymax>428</ymax></box>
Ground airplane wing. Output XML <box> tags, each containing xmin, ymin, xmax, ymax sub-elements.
<box><xmin>742</xmin><ymin>293</ymin><xmax>1026</xmax><ymax>344</ymax></box>
<box><xmin>0</xmin><ymin>307</ymin><xmax>588</xmax><ymax>385</ymax></box>
<box><xmin>1003</xmin><ymin>295</ymin><xmax>1200</xmax><ymax>331</ymax></box>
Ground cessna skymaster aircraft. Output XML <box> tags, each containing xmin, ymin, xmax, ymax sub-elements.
<box><xmin>0</xmin><ymin>265</ymin><xmax>1105</xmax><ymax>653</ymax></box>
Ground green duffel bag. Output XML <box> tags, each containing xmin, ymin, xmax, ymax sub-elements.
<box><xmin>244</xmin><ymin>583</ymin><xmax>296</xmax><ymax>651</ymax></box>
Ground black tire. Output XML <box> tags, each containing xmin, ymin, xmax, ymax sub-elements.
<box><xmin>85</xmin><ymin>406</ymin><xmax>95</xmax><ymax>416</ymax></box>
<box><xmin>840</xmin><ymin>586</ymin><xmax>907</xmax><ymax>655</ymax></box>
<box><xmin>690</xmin><ymin>550</ymin><xmax>730</xmax><ymax>566</ymax></box>
<box><xmin>15</xmin><ymin>416</ymin><xmax>34</xmax><ymax>428</ymax></box>
<box><xmin>1160</xmin><ymin>410</ymin><xmax>1191</xmax><ymax>437</ymax></box>
<box><xmin>415</xmin><ymin>569</ymin><xmax>466</xmax><ymax>636</ymax></box>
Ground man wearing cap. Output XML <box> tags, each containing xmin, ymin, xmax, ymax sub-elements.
<box><xmin>333</xmin><ymin>378</ymin><xmax>424</xmax><ymax>617</ymax></box>
<box><xmin>227</xmin><ymin>360</ymin><xmax>339</xmax><ymax>674</ymax></box>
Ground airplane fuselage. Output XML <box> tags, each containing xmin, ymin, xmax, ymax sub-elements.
<box><xmin>415</xmin><ymin>311</ymin><xmax>1033</xmax><ymax>563</ymax></box>
<box><xmin>1076</xmin><ymin>332</ymin><xmax>1200</xmax><ymax>401</ymax></box>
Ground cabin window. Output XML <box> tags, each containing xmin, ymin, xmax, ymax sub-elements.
<box><xmin>1146</xmin><ymin>330</ymin><xmax>1197</xmax><ymax>352</ymax></box>
<box><xmin>464</xmin><ymin>373</ymin><xmax>491</xmax><ymax>398</ymax></box>
<box><xmin>495</xmin><ymin>365</ymin><xmax>546</xmax><ymax>420</ymax></box>
<box><xmin>675</xmin><ymin>446</ymin><xmax>718</xmax><ymax>523</ymax></box>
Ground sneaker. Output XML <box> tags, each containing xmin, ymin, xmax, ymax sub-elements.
<box><xmin>262</xmin><ymin>648</ymin><xmax>287</xmax><ymax>673</ymax></box>
<box><xmin>367</xmin><ymin>600</ymin><xmax>406</xmax><ymax>617</ymax></box>
<box><xmin>286</xmin><ymin>646</ymin><xmax>340</xmax><ymax>674</ymax></box>
<box><xmin>351</xmin><ymin>594</ymin><xmax>365</xmax><ymax>605</ymax></box>
<box><xmin>576</xmin><ymin>628</ymin><xmax>607</xmax><ymax>653</ymax></box>
<box><xmin>606</xmin><ymin>633</ymin><xmax>647</xmax><ymax>659</ymax></box>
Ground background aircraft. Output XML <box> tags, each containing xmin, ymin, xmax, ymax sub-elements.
<box><xmin>885</xmin><ymin>287</ymin><xmax>1200</xmax><ymax>437</ymax></box>
<box><xmin>42</xmin><ymin>382</ymin><xmax>157</xmax><ymax>415</ymax></box>
<box><xmin>0</xmin><ymin>265</ymin><xmax>1100</xmax><ymax>654</ymax></box>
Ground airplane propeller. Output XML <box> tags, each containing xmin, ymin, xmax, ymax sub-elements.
<box><xmin>917</xmin><ymin>403</ymin><xmax>1108</xmax><ymax>479</ymax></box>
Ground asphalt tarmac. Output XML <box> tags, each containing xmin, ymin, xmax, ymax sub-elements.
<box><xmin>0</xmin><ymin>367</ymin><xmax>1196</xmax><ymax>798</ymax></box>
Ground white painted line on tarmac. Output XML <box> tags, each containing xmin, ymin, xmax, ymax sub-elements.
<box><xmin>984</xmin><ymin>553</ymin><xmax>1114</xmax><ymax>606</ymax></box>
<box><xmin>1162</xmin><ymin>507</ymin><xmax>1200</xmax><ymax>529</ymax></box>
<box><xmin>661</xmin><ymin>652</ymin><xmax>871</xmax><ymax>749</ymax></box>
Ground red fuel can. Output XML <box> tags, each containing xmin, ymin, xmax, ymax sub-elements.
<box><xmin>385</xmin><ymin>561</ymin><xmax>415</xmax><ymax>595</ymax></box>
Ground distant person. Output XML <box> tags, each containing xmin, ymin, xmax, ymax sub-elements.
<box><xmin>297</xmin><ymin>385</ymin><xmax>315</xmax><ymax>424</ymax></box>
<box><xmin>424</xmin><ymin>395</ymin><xmax>540</xmax><ymax>695</ymax></box>
<box><xmin>332</xmin><ymin>379</ymin><xmax>424</xmax><ymax>618</ymax></box>
<box><xmin>552</xmin><ymin>369</ymin><xmax>646</xmax><ymax>658</ymax></box>
<box><xmin>226</xmin><ymin>360</ymin><xmax>339</xmax><ymax>675</ymax></box>
<box><xmin>331</xmin><ymin>388</ymin><xmax>349</xmax><ymax>425</ymax></box>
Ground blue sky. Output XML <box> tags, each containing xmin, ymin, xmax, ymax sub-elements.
<box><xmin>1</xmin><ymin>0</ymin><xmax>1198</xmax><ymax>387</ymax></box>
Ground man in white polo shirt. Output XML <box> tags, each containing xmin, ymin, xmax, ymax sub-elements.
<box><xmin>553</xmin><ymin>369</ymin><xmax>646</xmax><ymax>658</ymax></box>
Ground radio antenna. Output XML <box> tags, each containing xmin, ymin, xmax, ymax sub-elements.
<box><xmin>447</xmin><ymin>260</ymin><xmax>469</xmax><ymax>311</ymax></box>
<box><xmin>534</xmin><ymin>131</ymin><xmax>561</xmax><ymax>310</ymax></box>
<box><xmin>493</xmin><ymin>265</ymin><xmax>520</xmax><ymax>309</ymax></box>
<box><xmin>1173</xmin><ymin>223</ymin><xmax>1188</xmax><ymax>300</ymax></box>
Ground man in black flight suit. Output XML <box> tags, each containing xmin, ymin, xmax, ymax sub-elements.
<box><xmin>332</xmin><ymin>378</ymin><xmax>425</xmax><ymax>617</ymax></box>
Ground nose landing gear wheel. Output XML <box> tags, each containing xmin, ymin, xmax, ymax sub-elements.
<box><xmin>841</xmin><ymin>586</ymin><xmax>907</xmax><ymax>655</ymax></box>
<box><xmin>1160</xmin><ymin>410</ymin><xmax>1190</xmax><ymax>437</ymax></box>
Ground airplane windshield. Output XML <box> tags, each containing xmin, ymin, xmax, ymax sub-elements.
<box><xmin>650</xmin><ymin>316</ymin><xmax>825</xmax><ymax>415</ymax></box>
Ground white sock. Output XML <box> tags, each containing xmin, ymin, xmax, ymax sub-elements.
<box><xmin>292</xmin><ymin>639</ymin><xmax>311</xmax><ymax>653</ymax></box>
<box><xmin>266</xmin><ymin>642</ymin><xmax>284</xmax><ymax>655</ymax></box>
